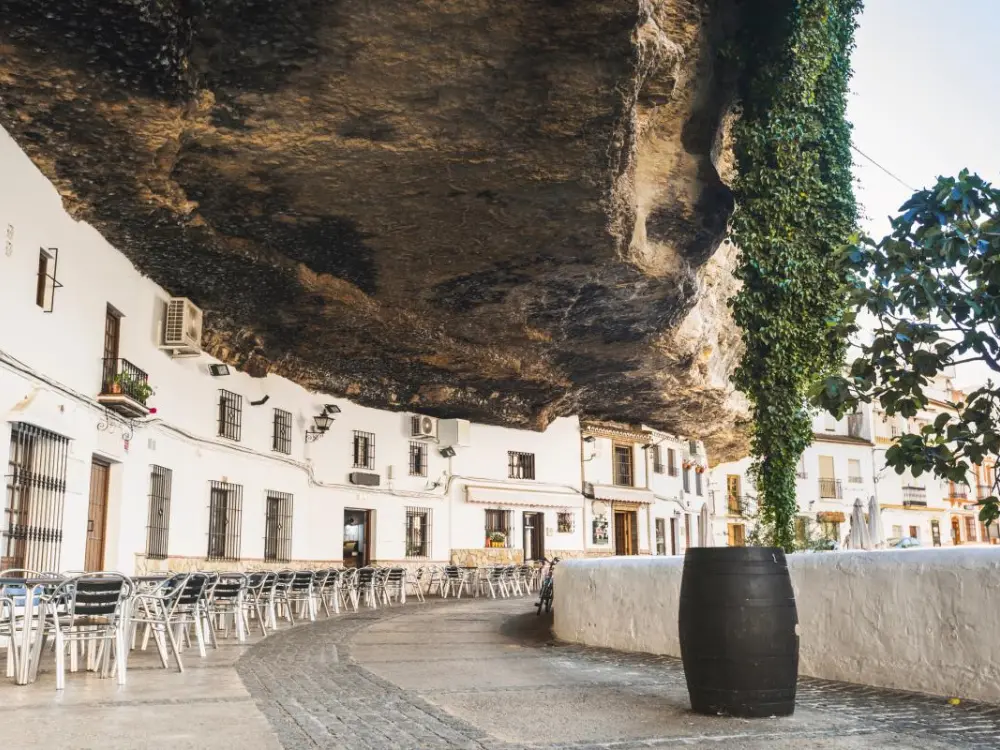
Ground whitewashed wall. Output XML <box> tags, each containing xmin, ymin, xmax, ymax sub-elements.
<box><xmin>554</xmin><ymin>549</ymin><xmax>1000</xmax><ymax>703</ymax></box>
<box><xmin>0</xmin><ymin>125</ymin><xmax>591</xmax><ymax>573</ymax></box>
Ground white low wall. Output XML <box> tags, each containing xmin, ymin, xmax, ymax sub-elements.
<box><xmin>554</xmin><ymin>548</ymin><xmax>1000</xmax><ymax>704</ymax></box>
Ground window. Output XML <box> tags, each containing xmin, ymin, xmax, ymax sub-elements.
<box><xmin>272</xmin><ymin>408</ymin><xmax>292</xmax><ymax>454</ymax></box>
<box><xmin>557</xmin><ymin>512</ymin><xmax>575</xmax><ymax>533</ymax></box>
<box><xmin>727</xmin><ymin>523</ymin><xmax>746</xmax><ymax>547</ymax></box>
<box><xmin>218</xmin><ymin>390</ymin><xmax>242</xmax><ymax>441</ymax></box>
<box><xmin>485</xmin><ymin>509</ymin><xmax>513</xmax><ymax>547</ymax></box>
<box><xmin>847</xmin><ymin>458</ymin><xmax>862</xmax><ymax>484</ymax></box>
<box><xmin>892</xmin><ymin>525</ymin><xmax>903</xmax><ymax>539</ymax></box>
<box><xmin>651</xmin><ymin>445</ymin><xmax>664</xmax><ymax>474</ymax></box>
<box><xmin>909</xmin><ymin>524</ymin><xmax>919</xmax><ymax>540</ymax></box>
<box><xmin>695</xmin><ymin>471</ymin><xmax>703</xmax><ymax>496</ymax></box>
<box><xmin>508</xmin><ymin>451</ymin><xmax>536</xmax><ymax>480</ymax></box>
<box><xmin>3</xmin><ymin>423</ymin><xmax>70</xmax><ymax>571</ymax></box>
<box><xmin>655</xmin><ymin>518</ymin><xmax>666</xmax><ymax>555</ymax></box>
<box><xmin>353</xmin><ymin>430</ymin><xmax>375</xmax><ymax>469</ymax></box>
<box><xmin>405</xmin><ymin>507</ymin><xmax>431</xmax><ymax>557</ymax></box>
<box><xmin>146</xmin><ymin>465</ymin><xmax>172</xmax><ymax>559</ymax></box>
<box><xmin>613</xmin><ymin>444</ymin><xmax>633</xmax><ymax>487</ymax></box>
<box><xmin>207</xmin><ymin>481</ymin><xmax>243</xmax><ymax>561</ymax></box>
<box><xmin>683</xmin><ymin>467</ymin><xmax>691</xmax><ymax>493</ymax></box>
<box><xmin>409</xmin><ymin>441</ymin><xmax>428</xmax><ymax>476</ymax></box>
<box><xmin>965</xmin><ymin>516</ymin><xmax>978</xmax><ymax>542</ymax></box>
<box><xmin>794</xmin><ymin>517</ymin><xmax>808</xmax><ymax>546</ymax></box>
<box><xmin>264</xmin><ymin>491</ymin><xmax>293</xmax><ymax>562</ymax></box>
<box><xmin>667</xmin><ymin>448</ymin><xmax>678</xmax><ymax>476</ymax></box>
<box><xmin>35</xmin><ymin>247</ymin><xmax>61</xmax><ymax>312</ymax></box>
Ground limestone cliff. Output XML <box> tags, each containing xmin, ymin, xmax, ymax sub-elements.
<box><xmin>0</xmin><ymin>0</ymin><xmax>747</xmax><ymax>460</ymax></box>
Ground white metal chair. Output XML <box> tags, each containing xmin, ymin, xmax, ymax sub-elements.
<box><xmin>129</xmin><ymin>572</ymin><xmax>208</xmax><ymax>673</ymax></box>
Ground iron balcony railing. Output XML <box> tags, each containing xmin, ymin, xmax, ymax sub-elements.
<box><xmin>902</xmin><ymin>486</ymin><xmax>927</xmax><ymax>506</ymax></box>
<box><xmin>818</xmin><ymin>478</ymin><xmax>842</xmax><ymax>499</ymax></box>
<box><xmin>100</xmin><ymin>357</ymin><xmax>151</xmax><ymax>405</ymax></box>
<box><xmin>948</xmin><ymin>487</ymin><xmax>969</xmax><ymax>501</ymax></box>
<box><xmin>727</xmin><ymin>494</ymin><xmax>753</xmax><ymax>517</ymax></box>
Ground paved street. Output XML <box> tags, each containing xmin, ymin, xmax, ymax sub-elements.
<box><xmin>5</xmin><ymin>597</ymin><xmax>1000</xmax><ymax>749</ymax></box>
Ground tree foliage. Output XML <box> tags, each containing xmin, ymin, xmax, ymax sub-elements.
<box><xmin>730</xmin><ymin>0</ymin><xmax>861</xmax><ymax>551</ymax></box>
<box><xmin>816</xmin><ymin>171</ymin><xmax>1000</xmax><ymax>528</ymax></box>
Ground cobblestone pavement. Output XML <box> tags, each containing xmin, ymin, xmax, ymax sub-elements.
<box><xmin>236</xmin><ymin>597</ymin><xmax>1000</xmax><ymax>750</ymax></box>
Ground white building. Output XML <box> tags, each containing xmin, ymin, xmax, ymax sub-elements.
<box><xmin>1</xmin><ymin>126</ymin><xmax>712</xmax><ymax>575</ymax></box>
<box><xmin>711</xmin><ymin>375</ymin><xmax>998</xmax><ymax>548</ymax></box>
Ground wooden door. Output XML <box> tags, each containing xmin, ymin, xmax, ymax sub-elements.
<box><xmin>951</xmin><ymin>517</ymin><xmax>961</xmax><ymax>545</ymax></box>
<box><xmin>669</xmin><ymin>518</ymin><xmax>678</xmax><ymax>555</ymax></box>
<box><xmin>522</xmin><ymin>512</ymin><xmax>544</xmax><ymax>561</ymax></box>
<box><xmin>613</xmin><ymin>510</ymin><xmax>638</xmax><ymax>555</ymax></box>
<box><xmin>818</xmin><ymin>455</ymin><xmax>835</xmax><ymax>479</ymax></box>
<box><xmin>727</xmin><ymin>523</ymin><xmax>746</xmax><ymax>547</ymax></box>
<box><xmin>84</xmin><ymin>459</ymin><xmax>110</xmax><ymax>572</ymax></box>
<box><xmin>726</xmin><ymin>475</ymin><xmax>741</xmax><ymax>514</ymax></box>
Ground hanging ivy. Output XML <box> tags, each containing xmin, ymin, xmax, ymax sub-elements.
<box><xmin>730</xmin><ymin>0</ymin><xmax>861</xmax><ymax>551</ymax></box>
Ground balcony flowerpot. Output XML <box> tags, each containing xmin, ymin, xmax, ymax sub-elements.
<box><xmin>679</xmin><ymin>547</ymin><xmax>798</xmax><ymax>718</ymax></box>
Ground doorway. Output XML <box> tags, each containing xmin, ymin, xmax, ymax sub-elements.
<box><xmin>950</xmin><ymin>516</ymin><xmax>962</xmax><ymax>545</ymax></box>
<box><xmin>84</xmin><ymin>458</ymin><xmax>111</xmax><ymax>572</ymax></box>
<box><xmin>670</xmin><ymin>517</ymin><xmax>678</xmax><ymax>555</ymax></box>
<box><xmin>343</xmin><ymin>509</ymin><xmax>372</xmax><ymax>568</ymax></box>
<box><xmin>613</xmin><ymin>510</ymin><xmax>638</xmax><ymax>555</ymax></box>
<box><xmin>522</xmin><ymin>512</ymin><xmax>545</xmax><ymax>562</ymax></box>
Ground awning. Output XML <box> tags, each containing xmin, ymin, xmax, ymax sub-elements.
<box><xmin>464</xmin><ymin>485</ymin><xmax>583</xmax><ymax>509</ymax></box>
<box><xmin>591</xmin><ymin>484</ymin><xmax>655</xmax><ymax>505</ymax></box>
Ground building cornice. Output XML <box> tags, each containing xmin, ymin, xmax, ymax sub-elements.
<box><xmin>582</xmin><ymin>423</ymin><xmax>652</xmax><ymax>442</ymax></box>
<box><xmin>812</xmin><ymin>432</ymin><xmax>874</xmax><ymax>447</ymax></box>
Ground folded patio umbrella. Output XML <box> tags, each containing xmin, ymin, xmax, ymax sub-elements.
<box><xmin>867</xmin><ymin>494</ymin><xmax>886</xmax><ymax>549</ymax></box>
<box><xmin>847</xmin><ymin>496</ymin><xmax>872</xmax><ymax>550</ymax></box>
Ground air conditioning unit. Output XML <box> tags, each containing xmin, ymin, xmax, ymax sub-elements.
<box><xmin>410</xmin><ymin>415</ymin><xmax>438</xmax><ymax>440</ymax></box>
<box><xmin>349</xmin><ymin>472</ymin><xmax>381</xmax><ymax>487</ymax></box>
<box><xmin>439</xmin><ymin>418</ymin><xmax>471</xmax><ymax>448</ymax></box>
<box><xmin>161</xmin><ymin>297</ymin><xmax>203</xmax><ymax>356</ymax></box>
<box><xmin>583</xmin><ymin>482</ymin><xmax>595</xmax><ymax>499</ymax></box>
<box><xmin>688</xmin><ymin>440</ymin><xmax>700</xmax><ymax>456</ymax></box>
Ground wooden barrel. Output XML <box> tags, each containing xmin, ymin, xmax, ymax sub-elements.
<box><xmin>678</xmin><ymin>546</ymin><xmax>798</xmax><ymax>718</ymax></box>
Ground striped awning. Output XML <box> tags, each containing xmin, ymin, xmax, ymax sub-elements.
<box><xmin>464</xmin><ymin>485</ymin><xmax>583</xmax><ymax>509</ymax></box>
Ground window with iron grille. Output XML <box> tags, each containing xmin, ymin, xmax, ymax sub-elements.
<box><xmin>272</xmin><ymin>408</ymin><xmax>292</xmax><ymax>454</ymax></box>
<box><xmin>655</xmin><ymin>518</ymin><xmax>666</xmax><ymax>555</ymax></box>
<box><xmin>695</xmin><ymin>471</ymin><xmax>703</xmax><ymax>496</ymax></box>
<box><xmin>146</xmin><ymin>465</ymin><xmax>172</xmax><ymax>559</ymax></box>
<box><xmin>353</xmin><ymin>430</ymin><xmax>375</xmax><ymax>469</ymax></box>
<box><xmin>207</xmin><ymin>481</ymin><xmax>243</xmax><ymax>561</ymax></box>
<box><xmin>264</xmin><ymin>490</ymin><xmax>293</xmax><ymax>562</ymax></box>
<box><xmin>613</xmin><ymin>444</ymin><xmax>633</xmax><ymax>487</ymax></box>
<box><xmin>485</xmin><ymin>509</ymin><xmax>513</xmax><ymax>547</ymax></box>
<box><xmin>3</xmin><ymin>423</ymin><xmax>69</xmax><ymax>571</ymax></box>
<box><xmin>651</xmin><ymin>445</ymin><xmax>664</xmax><ymax>474</ymax></box>
<box><xmin>405</xmin><ymin>507</ymin><xmax>431</xmax><ymax>558</ymax></box>
<box><xmin>683</xmin><ymin>468</ymin><xmax>691</xmax><ymax>493</ymax></box>
<box><xmin>508</xmin><ymin>451</ymin><xmax>535</xmax><ymax>480</ymax></box>
<box><xmin>557</xmin><ymin>512</ymin><xmax>575</xmax><ymax>533</ymax></box>
<box><xmin>217</xmin><ymin>390</ymin><xmax>242</xmax><ymax>441</ymax></box>
<box><xmin>35</xmin><ymin>247</ymin><xmax>62</xmax><ymax>312</ymax></box>
<box><xmin>667</xmin><ymin>448</ymin><xmax>678</xmax><ymax>476</ymax></box>
<box><xmin>409</xmin><ymin>441</ymin><xmax>427</xmax><ymax>476</ymax></box>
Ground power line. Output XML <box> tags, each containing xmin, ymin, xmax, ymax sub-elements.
<box><xmin>851</xmin><ymin>143</ymin><xmax>918</xmax><ymax>192</ymax></box>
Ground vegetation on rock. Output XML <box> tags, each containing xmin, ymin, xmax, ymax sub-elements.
<box><xmin>730</xmin><ymin>0</ymin><xmax>862</xmax><ymax>551</ymax></box>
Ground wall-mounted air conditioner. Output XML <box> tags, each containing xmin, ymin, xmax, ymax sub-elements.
<box><xmin>439</xmin><ymin>418</ymin><xmax>471</xmax><ymax>448</ymax></box>
<box><xmin>160</xmin><ymin>297</ymin><xmax>203</xmax><ymax>356</ymax></box>
<box><xmin>688</xmin><ymin>440</ymin><xmax>701</xmax><ymax>456</ymax></box>
<box><xmin>410</xmin><ymin>415</ymin><xmax>438</xmax><ymax>440</ymax></box>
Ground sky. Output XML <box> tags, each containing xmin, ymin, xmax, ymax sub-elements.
<box><xmin>847</xmin><ymin>0</ymin><xmax>1000</xmax><ymax>387</ymax></box>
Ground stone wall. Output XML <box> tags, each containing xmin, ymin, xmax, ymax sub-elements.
<box><xmin>451</xmin><ymin>548</ymin><xmax>524</xmax><ymax>567</ymax></box>
<box><xmin>553</xmin><ymin>548</ymin><xmax>1000</xmax><ymax>704</ymax></box>
<box><xmin>134</xmin><ymin>555</ymin><xmax>342</xmax><ymax>575</ymax></box>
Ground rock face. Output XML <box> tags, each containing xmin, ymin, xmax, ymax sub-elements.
<box><xmin>0</xmin><ymin>0</ymin><xmax>747</xmax><ymax>459</ymax></box>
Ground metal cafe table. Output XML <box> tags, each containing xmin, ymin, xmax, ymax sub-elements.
<box><xmin>0</xmin><ymin>576</ymin><xmax>61</xmax><ymax>686</ymax></box>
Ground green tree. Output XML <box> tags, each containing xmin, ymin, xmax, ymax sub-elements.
<box><xmin>815</xmin><ymin>171</ymin><xmax>1000</xmax><ymax>529</ymax></box>
<box><xmin>730</xmin><ymin>0</ymin><xmax>861</xmax><ymax>551</ymax></box>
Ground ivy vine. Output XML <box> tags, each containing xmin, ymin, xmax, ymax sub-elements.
<box><xmin>729</xmin><ymin>0</ymin><xmax>861</xmax><ymax>551</ymax></box>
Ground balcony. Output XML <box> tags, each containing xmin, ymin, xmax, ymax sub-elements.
<box><xmin>818</xmin><ymin>478</ymin><xmax>842</xmax><ymax>499</ymax></box>
<box><xmin>978</xmin><ymin>485</ymin><xmax>994</xmax><ymax>500</ymax></box>
<box><xmin>848</xmin><ymin>475</ymin><xmax>864</xmax><ymax>484</ymax></box>
<box><xmin>98</xmin><ymin>358</ymin><xmax>152</xmax><ymax>418</ymax></box>
<box><xmin>902</xmin><ymin>486</ymin><xmax>927</xmax><ymax>507</ymax></box>
<box><xmin>726</xmin><ymin>494</ymin><xmax>753</xmax><ymax>517</ymax></box>
<box><xmin>948</xmin><ymin>487</ymin><xmax>969</xmax><ymax>503</ymax></box>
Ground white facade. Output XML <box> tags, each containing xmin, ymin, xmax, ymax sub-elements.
<box><xmin>710</xmin><ymin>379</ymin><xmax>996</xmax><ymax>548</ymax></box>
<box><xmin>1</xmin><ymin>126</ymin><xmax>712</xmax><ymax>575</ymax></box>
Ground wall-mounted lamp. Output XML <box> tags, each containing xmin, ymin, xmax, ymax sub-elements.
<box><xmin>249</xmin><ymin>395</ymin><xmax>270</xmax><ymax>406</ymax></box>
<box><xmin>208</xmin><ymin>364</ymin><xmax>230</xmax><ymax>377</ymax></box>
<box><xmin>305</xmin><ymin>405</ymin><xmax>339</xmax><ymax>442</ymax></box>
<box><xmin>439</xmin><ymin>446</ymin><xmax>457</xmax><ymax>458</ymax></box>
<box><xmin>583</xmin><ymin>436</ymin><xmax>596</xmax><ymax>443</ymax></box>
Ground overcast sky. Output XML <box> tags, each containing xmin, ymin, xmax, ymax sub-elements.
<box><xmin>848</xmin><ymin>0</ymin><xmax>1000</xmax><ymax>388</ymax></box>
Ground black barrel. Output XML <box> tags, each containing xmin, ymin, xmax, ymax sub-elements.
<box><xmin>678</xmin><ymin>547</ymin><xmax>798</xmax><ymax>718</ymax></box>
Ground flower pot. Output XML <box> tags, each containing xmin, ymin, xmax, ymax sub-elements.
<box><xmin>678</xmin><ymin>547</ymin><xmax>798</xmax><ymax>718</ymax></box>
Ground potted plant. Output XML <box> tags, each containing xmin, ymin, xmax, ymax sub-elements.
<box><xmin>488</xmin><ymin>531</ymin><xmax>506</xmax><ymax>548</ymax></box>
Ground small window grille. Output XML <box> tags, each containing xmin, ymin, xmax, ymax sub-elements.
<box><xmin>695</xmin><ymin>471</ymin><xmax>703</xmax><ymax>496</ymax></box>
<box><xmin>508</xmin><ymin>451</ymin><xmax>536</xmax><ymax>480</ymax></box>
<box><xmin>146</xmin><ymin>465</ymin><xmax>172</xmax><ymax>559</ymax></box>
<box><xmin>651</xmin><ymin>445</ymin><xmax>664</xmax><ymax>474</ymax></box>
<box><xmin>613</xmin><ymin>444</ymin><xmax>634</xmax><ymax>487</ymax></box>
<box><xmin>409</xmin><ymin>441</ymin><xmax>427</xmax><ymax>476</ymax></box>
<box><xmin>35</xmin><ymin>247</ymin><xmax>62</xmax><ymax>312</ymax></box>
<box><xmin>683</xmin><ymin>468</ymin><xmax>691</xmax><ymax>493</ymax></box>
<box><xmin>353</xmin><ymin>431</ymin><xmax>375</xmax><ymax>469</ymax></box>
<box><xmin>485</xmin><ymin>509</ymin><xmax>513</xmax><ymax>547</ymax></box>
<box><xmin>667</xmin><ymin>448</ymin><xmax>678</xmax><ymax>477</ymax></box>
<box><xmin>557</xmin><ymin>512</ymin><xmax>575</xmax><ymax>533</ymax></box>
<box><xmin>218</xmin><ymin>390</ymin><xmax>242</xmax><ymax>441</ymax></box>
<box><xmin>272</xmin><ymin>408</ymin><xmax>292</xmax><ymax>454</ymax></box>
<box><xmin>264</xmin><ymin>490</ymin><xmax>293</xmax><ymax>562</ymax></box>
<box><xmin>405</xmin><ymin>507</ymin><xmax>431</xmax><ymax>558</ymax></box>
<box><xmin>207</xmin><ymin>481</ymin><xmax>243</xmax><ymax>561</ymax></box>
